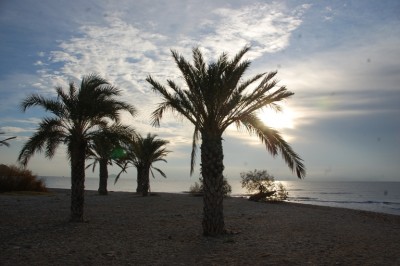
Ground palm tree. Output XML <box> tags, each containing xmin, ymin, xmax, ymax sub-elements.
<box><xmin>146</xmin><ymin>46</ymin><xmax>305</xmax><ymax>236</ymax></box>
<box><xmin>0</xmin><ymin>132</ymin><xmax>16</xmax><ymax>147</ymax></box>
<box><xmin>116</xmin><ymin>133</ymin><xmax>170</xmax><ymax>196</ymax></box>
<box><xmin>18</xmin><ymin>74</ymin><xmax>137</xmax><ymax>222</ymax></box>
<box><xmin>86</xmin><ymin>123</ymin><xmax>135</xmax><ymax>195</ymax></box>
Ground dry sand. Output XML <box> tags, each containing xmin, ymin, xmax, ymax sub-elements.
<box><xmin>1</xmin><ymin>189</ymin><xmax>399</xmax><ymax>265</ymax></box>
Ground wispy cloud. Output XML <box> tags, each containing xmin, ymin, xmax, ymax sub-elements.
<box><xmin>0</xmin><ymin>73</ymin><xmax>47</xmax><ymax>113</ymax></box>
<box><xmin>30</xmin><ymin>1</ymin><xmax>307</xmax><ymax>147</ymax></box>
<box><xmin>0</xmin><ymin>126</ymin><xmax>36</xmax><ymax>134</ymax></box>
<box><xmin>205</xmin><ymin>3</ymin><xmax>306</xmax><ymax>56</ymax></box>
<box><xmin>175</xmin><ymin>2</ymin><xmax>308</xmax><ymax>59</ymax></box>
<box><xmin>40</xmin><ymin>15</ymin><xmax>170</xmax><ymax>93</ymax></box>
<box><xmin>35</xmin><ymin>1</ymin><xmax>308</xmax><ymax>87</ymax></box>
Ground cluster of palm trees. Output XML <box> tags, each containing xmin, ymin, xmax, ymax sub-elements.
<box><xmin>18</xmin><ymin>46</ymin><xmax>305</xmax><ymax>236</ymax></box>
<box><xmin>18</xmin><ymin>75</ymin><xmax>169</xmax><ymax>221</ymax></box>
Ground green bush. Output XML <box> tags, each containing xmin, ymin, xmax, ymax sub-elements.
<box><xmin>240</xmin><ymin>169</ymin><xmax>288</xmax><ymax>202</ymax></box>
<box><xmin>0</xmin><ymin>164</ymin><xmax>47</xmax><ymax>192</ymax></box>
<box><xmin>189</xmin><ymin>176</ymin><xmax>232</xmax><ymax>196</ymax></box>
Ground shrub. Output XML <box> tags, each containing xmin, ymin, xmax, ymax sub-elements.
<box><xmin>189</xmin><ymin>176</ymin><xmax>232</xmax><ymax>196</ymax></box>
<box><xmin>0</xmin><ymin>164</ymin><xmax>47</xmax><ymax>192</ymax></box>
<box><xmin>189</xmin><ymin>181</ymin><xmax>202</xmax><ymax>194</ymax></box>
<box><xmin>240</xmin><ymin>169</ymin><xmax>288</xmax><ymax>202</ymax></box>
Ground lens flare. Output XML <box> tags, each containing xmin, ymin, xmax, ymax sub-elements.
<box><xmin>111</xmin><ymin>147</ymin><xmax>126</xmax><ymax>159</ymax></box>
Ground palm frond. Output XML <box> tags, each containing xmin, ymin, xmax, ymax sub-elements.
<box><xmin>192</xmin><ymin>47</ymin><xmax>207</xmax><ymax>76</ymax></box>
<box><xmin>190</xmin><ymin>126</ymin><xmax>200</xmax><ymax>175</ymax></box>
<box><xmin>0</xmin><ymin>136</ymin><xmax>16</xmax><ymax>147</ymax></box>
<box><xmin>239</xmin><ymin>114</ymin><xmax>306</xmax><ymax>178</ymax></box>
<box><xmin>150</xmin><ymin>166</ymin><xmax>167</xmax><ymax>178</ymax></box>
<box><xmin>230</xmin><ymin>45</ymin><xmax>251</xmax><ymax>67</ymax></box>
<box><xmin>114</xmin><ymin>161</ymin><xmax>130</xmax><ymax>184</ymax></box>
<box><xmin>123</xmin><ymin>133</ymin><xmax>170</xmax><ymax>180</ymax></box>
<box><xmin>147</xmin><ymin>46</ymin><xmax>305</xmax><ymax>178</ymax></box>
<box><xmin>20</xmin><ymin>94</ymin><xmax>66</xmax><ymax>117</ymax></box>
<box><xmin>18</xmin><ymin>118</ymin><xmax>64</xmax><ymax>165</ymax></box>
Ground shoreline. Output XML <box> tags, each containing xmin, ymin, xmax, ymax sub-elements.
<box><xmin>42</xmin><ymin>177</ymin><xmax>400</xmax><ymax>216</ymax></box>
<box><xmin>6</xmin><ymin>187</ymin><xmax>400</xmax><ymax>217</ymax></box>
<box><xmin>1</xmin><ymin>189</ymin><xmax>399</xmax><ymax>265</ymax></box>
<box><xmin>44</xmin><ymin>187</ymin><xmax>400</xmax><ymax>216</ymax></box>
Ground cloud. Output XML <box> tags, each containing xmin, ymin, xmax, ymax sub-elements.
<box><xmin>0</xmin><ymin>126</ymin><xmax>35</xmax><ymax>134</ymax></box>
<box><xmin>33</xmin><ymin>14</ymin><xmax>175</xmax><ymax>135</ymax></box>
<box><xmin>36</xmin><ymin>1</ymin><xmax>308</xmax><ymax>89</ymax></box>
<box><xmin>44</xmin><ymin>15</ymin><xmax>170</xmax><ymax>91</ymax></box>
<box><xmin>30</xmin><ymin>1</ymin><xmax>307</xmax><ymax>143</ymax></box>
<box><xmin>0</xmin><ymin>120</ymin><xmax>43</xmax><ymax>142</ymax></box>
<box><xmin>264</xmin><ymin>22</ymin><xmax>400</xmax><ymax>132</ymax></box>
<box><xmin>0</xmin><ymin>73</ymin><xmax>49</xmax><ymax>113</ymax></box>
<box><xmin>176</xmin><ymin>2</ymin><xmax>308</xmax><ymax>59</ymax></box>
<box><xmin>279</xmin><ymin>34</ymin><xmax>400</xmax><ymax>91</ymax></box>
<box><xmin>212</xmin><ymin>3</ymin><xmax>304</xmax><ymax>52</ymax></box>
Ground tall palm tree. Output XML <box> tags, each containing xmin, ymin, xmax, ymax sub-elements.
<box><xmin>146</xmin><ymin>46</ymin><xmax>305</xmax><ymax>236</ymax></box>
<box><xmin>116</xmin><ymin>133</ymin><xmax>170</xmax><ymax>196</ymax></box>
<box><xmin>86</xmin><ymin>123</ymin><xmax>135</xmax><ymax>195</ymax></box>
<box><xmin>18</xmin><ymin>74</ymin><xmax>137</xmax><ymax>222</ymax></box>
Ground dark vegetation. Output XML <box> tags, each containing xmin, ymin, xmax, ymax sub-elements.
<box><xmin>189</xmin><ymin>176</ymin><xmax>232</xmax><ymax>197</ymax></box>
<box><xmin>86</xmin><ymin>124</ymin><xmax>134</xmax><ymax>195</ymax></box>
<box><xmin>240</xmin><ymin>169</ymin><xmax>288</xmax><ymax>202</ymax></box>
<box><xmin>0</xmin><ymin>164</ymin><xmax>47</xmax><ymax>192</ymax></box>
<box><xmin>115</xmin><ymin>133</ymin><xmax>170</xmax><ymax>196</ymax></box>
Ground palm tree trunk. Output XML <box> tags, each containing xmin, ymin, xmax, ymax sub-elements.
<box><xmin>98</xmin><ymin>159</ymin><xmax>108</xmax><ymax>195</ymax></box>
<box><xmin>136</xmin><ymin>167</ymin><xmax>143</xmax><ymax>193</ymax></box>
<box><xmin>70</xmin><ymin>141</ymin><xmax>86</xmax><ymax>222</ymax></box>
<box><xmin>142</xmin><ymin>166</ymin><xmax>150</xmax><ymax>196</ymax></box>
<box><xmin>201</xmin><ymin>134</ymin><xmax>225</xmax><ymax>236</ymax></box>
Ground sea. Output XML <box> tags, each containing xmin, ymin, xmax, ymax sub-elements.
<box><xmin>40</xmin><ymin>176</ymin><xmax>400</xmax><ymax>216</ymax></box>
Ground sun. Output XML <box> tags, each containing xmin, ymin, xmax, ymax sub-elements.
<box><xmin>258</xmin><ymin>104</ymin><xmax>295</xmax><ymax>129</ymax></box>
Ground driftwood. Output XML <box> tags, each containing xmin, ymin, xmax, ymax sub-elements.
<box><xmin>248</xmin><ymin>191</ymin><xmax>276</xmax><ymax>202</ymax></box>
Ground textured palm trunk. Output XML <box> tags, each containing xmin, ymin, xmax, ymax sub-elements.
<box><xmin>201</xmin><ymin>134</ymin><xmax>225</xmax><ymax>236</ymax></box>
<box><xmin>136</xmin><ymin>167</ymin><xmax>143</xmax><ymax>193</ymax></box>
<box><xmin>98</xmin><ymin>159</ymin><xmax>108</xmax><ymax>195</ymax></box>
<box><xmin>141</xmin><ymin>166</ymin><xmax>150</xmax><ymax>196</ymax></box>
<box><xmin>70</xmin><ymin>141</ymin><xmax>86</xmax><ymax>222</ymax></box>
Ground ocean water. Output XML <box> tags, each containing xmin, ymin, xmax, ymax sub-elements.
<box><xmin>40</xmin><ymin>176</ymin><xmax>400</xmax><ymax>216</ymax></box>
<box><xmin>282</xmin><ymin>181</ymin><xmax>400</xmax><ymax>216</ymax></box>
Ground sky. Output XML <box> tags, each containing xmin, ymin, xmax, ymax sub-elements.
<box><xmin>0</xmin><ymin>0</ymin><xmax>399</xmax><ymax>185</ymax></box>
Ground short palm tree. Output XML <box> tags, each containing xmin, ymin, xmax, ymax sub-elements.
<box><xmin>18</xmin><ymin>74</ymin><xmax>137</xmax><ymax>222</ymax></box>
<box><xmin>86</xmin><ymin>123</ymin><xmax>135</xmax><ymax>195</ymax></box>
<box><xmin>147</xmin><ymin>46</ymin><xmax>305</xmax><ymax>236</ymax></box>
<box><xmin>116</xmin><ymin>133</ymin><xmax>170</xmax><ymax>196</ymax></box>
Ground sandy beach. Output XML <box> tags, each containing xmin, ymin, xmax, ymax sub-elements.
<box><xmin>1</xmin><ymin>189</ymin><xmax>399</xmax><ymax>265</ymax></box>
